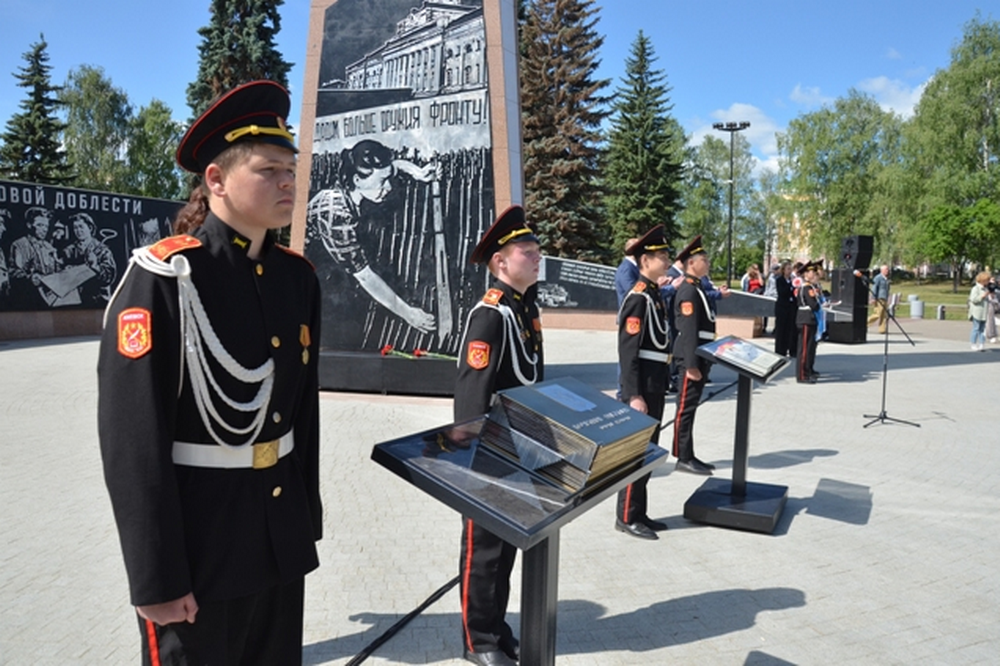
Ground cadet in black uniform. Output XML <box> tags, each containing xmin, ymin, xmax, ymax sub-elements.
<box><xmin>98</xmin><ymin>81</ymin><xmax>322</xmax><ymax>665</ymax></box>
<box><xmin>614</xmin><ymin>225</ymin><xmax>672</xmax><ymax>540</ymax></box>
<box><xmin>796</xmin><ymin>260</ymin><xmax>821</xmax><ymax>383</ymax></box>
<box><xmin>455</xmin><ymin>205</ymin><xmax>542</xmax><ymax>666</ymax></box>
<box><xmin>672</xmin><ymin>236</ymin><xmax>717</xmax><ymax>476</ymax></box>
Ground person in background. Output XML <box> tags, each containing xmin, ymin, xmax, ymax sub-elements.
<box><xmin>454</xmin><ymin>205</ymin><xmax>542</xmax><ymax>666</ymax></box>
<box><xmin>983</xmin><ymin>276</ymin><xmax>997</xmax><ymax>344</ymax></box>
<box><xmin>745</xmin><ymin>264</ymin><xmax>763</xmax><ymax>294</ymax></box>
<box><xmin>774</xmin><ymin>261</ymin><xmax>797</xmax><ymax>357</ymax></box>
<box><xmin>866</xmin><ymin>265</ymin><xmax>891</xmax><ymax>335</ymax></box>
<box><xmin>614</xmin><ymin>225</ymin><xmax>672</xmax><ymax>541</ymax></box>
<box><xmin>762</xmin><ymin>262</ymin><xmax>780</xmax><ymax>333</ymax></box>
<box><xmin>98</xmin><ymin>80</ymin><xmax>323</xmax><ymax>665</ymax></box>
<box><xmin>796</xmin><ymin>261</ymin><xmax>822</xmax><ymax>382</ymax></box>
<box><xmin>968</xmin><ymin>271</ymin><xmax>991</xmax><ymax>351</ymax></box>
<box><xmin>614</xmin><ymin>237</ymin><xmax>640</xmax><ymax>306</ymax></box>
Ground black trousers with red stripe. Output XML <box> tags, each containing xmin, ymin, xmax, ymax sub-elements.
<box><xmin>797</xmin><ymin>324</ymin><xmax>817</xmax><ymax>380</ymax></box>
<box><xmin>139</xmin><ymin>578</ymin><xmax>304</xmax><ymax>666</ymax></box>
<box><xmin>459</xmin><ymin>518</ymin><xmax>517</xmax><ymax>654</ymax></box>
<box><xmin>672</xmin><ymin>371</ymin><xmax>706</xmax><ymax>463</ymax></box>
<box><xmin>616</xmin><ymin>391</ymin><xmax>665</xmax><ymax>524</ymax></box>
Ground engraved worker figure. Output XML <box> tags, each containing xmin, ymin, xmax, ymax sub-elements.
<box><xmin>62</xmin><ymin>212</ymin><xmax>117</xmax><ymax>306</ymax></box>
<box><xmin>308</xmin><ymin>139</ymin><xmax>440</xmax><ymax>338</ymax></box>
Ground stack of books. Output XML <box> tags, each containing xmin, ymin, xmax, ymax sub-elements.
<box><xmin>479</xmin><ymin>377</ymin><xmax>658</xmax><ymax>495</ymax></box>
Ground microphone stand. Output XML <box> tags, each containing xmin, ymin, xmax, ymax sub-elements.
<box><xmin>857</xmin><ymin>271</ymin><xmax>919</xmax><ymax>428</ymax></box>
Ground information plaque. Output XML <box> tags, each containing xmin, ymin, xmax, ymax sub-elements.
<box><xmin>687</xmin><ymin>336</ymin><xmax>792</xmax><ymax>533</ymax></box>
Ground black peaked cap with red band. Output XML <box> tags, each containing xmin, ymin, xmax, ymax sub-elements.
<box><xmin>676</xmin><ymin>234</ymin><xmax>707</xmax><ymax>264</ymax></box>
<box><xmin>176</xmin><ymin>80</ymin><xmax>297</xmax><ymax>174</ymax></box>
<box><xmin>625</xmin><ymin>224</ymin><xmax>672</xmax><ymax>258</ymax></box>
<box><xmin>469</xmin><ymin>205</ymin><xmax>539</xmax><ymax>264</ymax></box>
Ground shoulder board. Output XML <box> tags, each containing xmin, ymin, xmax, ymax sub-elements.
<box><xmin>483</xmin><ymin>288</ymin><xmax>504</xmax><ymax>306</ymax></box>
<box><xmin>275</xmin><ymin>244</ymin><xmax>316</xmax><ymax>270</ymax></box>
<box><xmin>806</xmin><ymin>287</ymin><xmax>815</xmax><ymax>296</ymax></box>
<box><xmin>632</xmin><ymin>281</ymin><xmax>647</xmax><ymax>293</ymax></box>
<box><xmin>148</xmin><ymin>235</ymin><xmax>201</xmax><ymax>261</ymax></box>
<box><xmin>686</xmin><ymin>277</ymin><xmax>697</xmax><ymax>285</ymax></box>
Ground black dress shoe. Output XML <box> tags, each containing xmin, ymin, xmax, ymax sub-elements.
<box><xmin>797</xmin><ymin>377</ymin><xmax>816</xmax><ymax>384</ymax></box>
<box><xmin>464</xmin><ymin>649</ymin><xmax>517</xmax><ymax>665</ymax></box>
<box><xmin>675</xmin><ymin>459</ymin><xmax>713</xmax><ymax>475</ymax></box>
<box><xmin>498</xmin><ymin>636</ymin><xmax>519</xmax><ymax>661</ymax></box>
<box><xmin>615</xmin><ymin>519</ymin><xmax>658</xmax><ymax>540</ymax></box>
<box><xmin>640</xmin><ymin>516</ymin><xmax>669</xmax><ymax>531</ymax></box>
<box><xmin>693</xmin><ymin>457</ymin><xmax>716</xmax><ymax>470</ymax></box>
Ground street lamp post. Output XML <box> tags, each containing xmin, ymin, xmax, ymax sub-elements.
<box><xmin>712</xmin><ymin>121</ymin><xmax>750</xmax><ymax>288</ymax></box>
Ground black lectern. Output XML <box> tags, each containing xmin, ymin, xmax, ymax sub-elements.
<box><xmin>684</xmin><ymin>336</ymin><xmax>791</xmax><ymax>534</ymax></box>
<box><xmin>372</xmin><ymin>379</ymin><xmax>668</xmax><ymax>665</ymax></box>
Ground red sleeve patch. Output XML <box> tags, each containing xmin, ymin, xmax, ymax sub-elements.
<box><xmin>632</xmin><ymin>281</ymin><xmax>646</xmax><ymax>293</ymax></box>
<box><xmin>681</xmin><ymin>301</ymin><xmax>694</xmax><ymax>316</ymax></box>
<box><xmin>626</xmin><ymin>316</ymin><xmax>641</xmax><ymax>335</ymax></box>
<box><xmin>483</xmin><ymin>288</ymin><xmax>503</xmax><ymax>306</ymax></box>
<box><xmin>118</xmin><ymin>308</ymin><xmax>152</xmax><ymax>359</ymax></box>
<box><xmin>466</xmin><ymin>340</ymin><xmax>490</xmax><ymax>370</ymax></box>
<box><xmin>148</xmin><ymin>235</ymin><xmax>201</xmax><ymax>260</ymax></box>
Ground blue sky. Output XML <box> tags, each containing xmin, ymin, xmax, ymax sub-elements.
<box><xmin>0</xmin><ymin>0</ymin><xmax>994</xmax><ymax>174</ymax></box>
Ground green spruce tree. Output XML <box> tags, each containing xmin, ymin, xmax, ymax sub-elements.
<box><xmin>603</xmin><ymin>30</ymin><xmax>685</xmax><ymax>253</ymax></box>
<box><xmin>0</xmin><ymin>35</ymin><xmax>73</xmax><ymax>184</ymax></box>
<box><xmin>187</xmin><ymin>0</ymin><xmax>293</xmax><ymax>118</ymax></box>
<box><xmin>520</xmin><ymin>0</ymin><xmax>611</xmax><ymax>262</ymax></box>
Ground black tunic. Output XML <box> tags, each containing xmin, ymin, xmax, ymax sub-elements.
<box><xmin>98</xmin><ymin>213</ymin><xmax>322</xmax><ymax>606</ymax></box>
<box><xmin>454</xmin><ymin>278</ymin><xmax>543</xmax><ymax>655</ymax></box>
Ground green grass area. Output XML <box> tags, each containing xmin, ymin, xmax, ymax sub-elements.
<box><xmin>829</xmin><ymin>278</ymin><xmax>974</xmax><ymax>321</ymax></box>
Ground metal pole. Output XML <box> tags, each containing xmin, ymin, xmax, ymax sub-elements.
<box><xmin>728</xmin><ymin>130</ymin><xmax>735</xmax><ymax>288</ymax></box>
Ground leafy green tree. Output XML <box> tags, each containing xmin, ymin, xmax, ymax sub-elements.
<box><xmin>520</xmin><ymin>0</ymin><xmax>611</xmax><ymax>262</ymax></box>
<box><xmin>61</xmin><ymin>65</ymin><xmax>133</xmax><ymax>191</ymax></box>
<box><xmin>777</xmin><ymin>90</ymin><xmax>902</xmax><ymax>262</ymax></box>
<box><xmin>917</xmin><ymin>199</ymin><xmax>1000</xmax><ymax>290</ymax></box>
<box><xmin>127</xmin><ymin>100</ymin><xmax>185</xmax><ymax>200</ymax></box>
<box><xmin>187</xmin><ymin>0</ymin><xmax>293</xmax><ymax>118</ymax></box>
<box><xmin>0</xmin><ymin>35</ymin><xmax>73</xmax><ymax>184</ymax></box>
<box><xmin>603</xmin><ymin>30</ymin><xmax>685</xmax><ymax>253</ymax></box>
<box><xmin>678</xmin><ymin>132</ymin><xmax>754</xmax><ymax>282</ymax></box>
<box><xmin>903</xmin><ymin>15</ymin><xmax>1000</xmax><ymax>283</ymax></box>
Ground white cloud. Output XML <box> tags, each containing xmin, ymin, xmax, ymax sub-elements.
<box><xmin>689</xmin><ymin>104</ymin><xmax>782</xmax><ymax>178</ymax></box>
<box><xmin>789</xmin><ymin>84</ymin><xmax>834</xmax><ymax>108</ymax></box>
<box><xmin>857</xmin><ymin>75</ymin><xmax>929</xmax><ymax>119</ymax></box>
<box><xmin>886</xmin><ymin>47</ymin><xmax>902</xmax><ymax>60</ymax></box>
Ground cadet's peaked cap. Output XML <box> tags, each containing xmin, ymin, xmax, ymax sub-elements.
<box><xmin>676</xmin><ymin>234</ymin><xmax>707</xmax><ymax>263</ymax></box>
<box><xmin>470</xmin><ymin>205</ymin><xmax>539</xmax><ymax>264</ymax></box>
<box><xmin>801</xmin><ymin>259</ymin><xmax>822</xmax><ymax>272</ymax></box>
<box><xmin>626</xmin><ymin>224</ymin><xmax>672</xmax><ymax>257</ymax></box>
<box><xmin>176</xmin><ymin>80</ymin><xmax>297</xmax><ymax>174</ymax></box>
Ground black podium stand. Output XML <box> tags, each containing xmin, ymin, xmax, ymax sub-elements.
<box><xmin>684</xmin><ymin>336</ymin><xmax>791</xmax><ymax>534</ymax></box>
<box><xmin>372</xmin><ymin>416</ymin><xmax>668</xmax><ymax>665</ymax></box>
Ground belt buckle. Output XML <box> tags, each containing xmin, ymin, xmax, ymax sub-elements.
<box><xmin>252</xmin><ymin>440</ymin><xmax>280</xmax><ymax>470</ymax></box>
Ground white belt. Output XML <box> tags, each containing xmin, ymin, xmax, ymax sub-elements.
<box><xmin>172</xmin><ymin>432</ymin><xmax>294</xmax><ymax>469</ymax></box>
<box><xmin>698</xmin><ymin>331</ymin><xmax>715</xmax><ymax>340</ymax></box>
<box><xmin>638</xmin><ymin>349</ymin><xmax>669</xmax><ymax>363</ymax></box>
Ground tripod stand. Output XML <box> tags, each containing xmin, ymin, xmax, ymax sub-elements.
<box><xmin>859</xmin><ymin>272</ymin><xmax>919</xmax><ymax>428</ymax></box>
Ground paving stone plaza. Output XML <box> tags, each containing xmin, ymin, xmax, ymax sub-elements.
<box><xmin>1</xmin><ymin>319</ymin><xmax>997</xmax><ymax>664</ymax></box>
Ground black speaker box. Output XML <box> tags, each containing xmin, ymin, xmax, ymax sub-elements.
<box><xmin>827</xmin><ymin>268</ymin><xmax>868</xmax><ymax>344</ymax></box>
<box><xmin>840</xmin><ymin>235</ymin><xmax>874</xmax><ymax>271</ymax></box>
